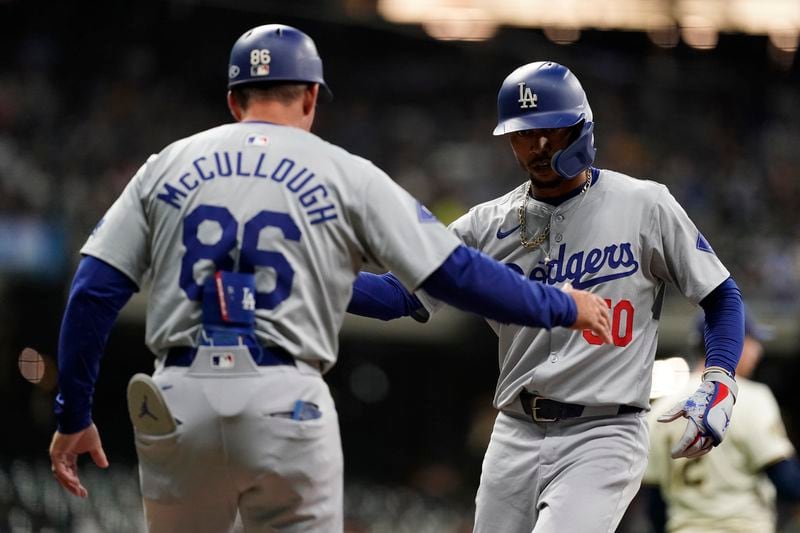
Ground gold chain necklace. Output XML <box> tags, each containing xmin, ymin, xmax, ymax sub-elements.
<box><xmin>518</xmin><ymin>170</ymin><xmax>592</xmax><ymax>260</ymax></box>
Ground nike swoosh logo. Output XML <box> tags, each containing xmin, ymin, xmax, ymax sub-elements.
<box><xmin>496</xmin><ymin>224</ymin><xmax>521</xmax><ymax>239</ymax></box>
<box><xmin>570</xmin><ymin>267</ymin><xmax>639</xmax><ymax>289</ymax></box>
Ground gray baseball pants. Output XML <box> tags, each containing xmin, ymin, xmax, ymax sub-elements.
<box><xmin>134</xmin><ymin>347</ymin><xmax>343</xmax><ymax>532</ymax></box>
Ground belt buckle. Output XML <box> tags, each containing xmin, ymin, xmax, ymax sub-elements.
<box><xmin>531</xmin><ymin>396</ymin><xmax>558</xmax><ymax>422</ymax></box>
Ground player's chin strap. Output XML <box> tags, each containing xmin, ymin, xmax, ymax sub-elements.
<box><xmin>551</xmin><ymin>121</ymin><xmax>596</xmax><ymax>179</ymax></box>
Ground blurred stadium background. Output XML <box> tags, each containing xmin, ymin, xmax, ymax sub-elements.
<box><xmin>1</xmin><ymin>0</ymin><xmax>799</xmax><ymax>531</ymax></box>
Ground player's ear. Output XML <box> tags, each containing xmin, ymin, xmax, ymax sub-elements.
<box><xmin>302</xmin><ymin>84</ymin><xmax>319</xmax><ymax>116</ymax></box>
<box><xmin>227</xmin><ymin>90</ymin><xmax>244</xmax><ymax>122</ymax></box>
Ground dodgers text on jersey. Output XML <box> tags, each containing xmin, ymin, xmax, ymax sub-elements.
<box><xmin>508</xmin><ymin>241</ymin><xmax>639</xmax><ymax>289</ymax></box>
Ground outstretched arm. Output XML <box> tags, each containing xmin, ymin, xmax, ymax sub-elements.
<box><xmin>349</xmin><ymin>244</ymin><xmax>612</xmax><ymax>340</ymax></box>
<box><xmin>50</xmin><ymin>255</ymin><xmax>137</xmax><ymax>497</ymax></box>
<box><xmin>421</xmin><ymin>245</ymin><xmax>576</xmax><ymax>329</ymax></box>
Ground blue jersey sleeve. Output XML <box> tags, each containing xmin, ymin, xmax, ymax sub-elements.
<box><xmin>54</xmin><ymin>255</ymin><xmax>137</xmax><ymax>433</ymax></box>
<box><xmin>422</xmin><ymin>245</ymin><xmax>576</xmax><ymax>328</ymax></box>
<box><xmin>698</xmin><ymin>277</ymin><xmax>744</xmax><ymax>376</ymax></box>
<box><xmin>348</xmin><ymin>244</ymin><xmax>577</xmax><ymax>328</ymax></box>
<box><xmin>348</xmin><ymin>272</ymin><xmax>424</xmax><ymax>321</ymax></box>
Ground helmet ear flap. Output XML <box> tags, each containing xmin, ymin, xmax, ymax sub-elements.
<box><xmin>551</xmin><ymin>121</ymin><xmax>596</xmax><ymax>179</ymax></box>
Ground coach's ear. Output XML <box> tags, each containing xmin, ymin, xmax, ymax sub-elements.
<box><xmin>302</xmin><ymin>84</ymin><xmax>319</xmax><ymax>115</ymax></box>
<box><xmin>298</xmin><ymin>84</ymin><xmax>319</xmax><ymax>132</ymax></box>
<box><xmin>227</xmin><ymin>90</ymin><xmax>244</xmax><ymax>122</ymax></box>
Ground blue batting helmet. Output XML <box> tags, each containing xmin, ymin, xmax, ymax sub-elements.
<box><xmin>227</xmin><ymin>24</ymin><xmax>333</xmax><ymax>101</ymax></box>
<box><xmin>493</xmin><ymin>61</ymin><xmax>595</xmax><ymax>179</ymax></box>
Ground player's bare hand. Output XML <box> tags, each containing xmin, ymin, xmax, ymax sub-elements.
<box><xmin>563</xmin><ymin>284</ymin><xmax>612</xmax><ymax>344</ymax></box>
<box><xmin>49</xmin><ymin>423</ymin><xmax>109</xmax><ymax>497</ymax></box>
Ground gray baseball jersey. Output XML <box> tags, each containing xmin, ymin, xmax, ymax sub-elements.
<box><xmin>82</xmin><ymin>122</ymin><xmax>460</xmax><ymax>369</ymax></box>
<box><xmin>420</xmin><ymin>169</ymin><xmax>729</xmax><ymax>410</ymax></box>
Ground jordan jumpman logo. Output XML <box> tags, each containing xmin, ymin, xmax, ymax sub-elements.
<box><xmin>139</xmin><ymin>394</ymin><xmax>159</xmax><ymax>421</ymax></box>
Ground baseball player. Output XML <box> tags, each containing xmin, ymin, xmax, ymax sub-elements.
<box><xmin>47</xmin><ymin>28</ymin><xmax>612</xmax><ymax>532</ymax></box>
<box><xmin>347</xmin><ymin>61</ymin><xmax>746</xmax><ymax>532</ymax></box>
<box><xmin>643</xmin><ymin>309</ymin><xmax>800</xmax><ymax>532</ymax></box>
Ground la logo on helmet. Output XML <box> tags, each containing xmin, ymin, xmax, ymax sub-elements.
<box><xmin>517</xmin><ymin>82</ymin><xmax>538</xmax><ymax>109</ymax></box>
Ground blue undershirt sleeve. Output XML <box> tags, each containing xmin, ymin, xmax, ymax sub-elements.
<box><xmin>348</xmin><ymin>245</ymin><xmax>577</xmax><ymax>327</ymax></box>
<box><xmin>54</xmin><ymin>255</ymin><xmax>138</xmax><ymax>433</ymax></box>
<box><xmin>421</xmin><ymin>245</ymin><xmax>576</xmax><ymax>328</ymax></box>
<box><xmin>347</xmin><ymin>272</ymin><xmax>424</xmax><ymax>321</ymax></box>
<box><xmin>765</xmin><ymin>457</ymin><xmax>800</xmax><ymax>502</ymax></box>
<box><xmin>698</xmin><ymin>277</ymin><xmax>744</xmax><ymax>376</ymax></box>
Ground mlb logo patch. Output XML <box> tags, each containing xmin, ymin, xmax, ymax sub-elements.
<box><xmin>246</xmin><ymin>134</ymin><xmax>270</xmax><ymax>147</ymax></box>
<box><xmin>251</xmin><ymin>64</ymin><xmax>270</xmax><ymax>77</ymax></box>
<box><xmin>211</xmin><ymin>352</ymin><xmax>235</xmax><ymax>369</ymax></box>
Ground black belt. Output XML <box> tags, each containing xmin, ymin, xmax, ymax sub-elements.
<box><xmin>519</xmin><ymin>391</ymin><xmax>642</xmax><ymax>423</ymax></box>
<box><xmin>165</xmin><ymin>345</ymin><xmax>295</xmax><ymax>367</ymax></box>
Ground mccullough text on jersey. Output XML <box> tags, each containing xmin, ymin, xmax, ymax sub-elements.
<box><xmin>155</xmin><ymin>152</ymin><xmax>339</xmax><ymax>225</ymax></box>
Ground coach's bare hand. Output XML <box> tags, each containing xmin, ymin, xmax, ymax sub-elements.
<box><xmin>49</xmin><ymin>423</ymin><xmax>109</xmax><ymax>497</ymax></box>
<box><xmin>563</xmin><ymin>284</ymin><xmax>612</xmax><ymax>344</ymax></box>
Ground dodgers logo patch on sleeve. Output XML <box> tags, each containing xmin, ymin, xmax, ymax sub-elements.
<box><xmin>696</xmin><ymin>232</ymin><xmax>715</xmax><ymax>254</ymax></box>
<box><xmin>416</xmin><ymin>202</ymin><xmax>438</xmax><ymax>223</ymax></box>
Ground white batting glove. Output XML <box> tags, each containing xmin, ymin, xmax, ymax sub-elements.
<box><xmin>657</xmin><ymin>367</ymin><xmax>738</xmax><ymax>459</ymax></box>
